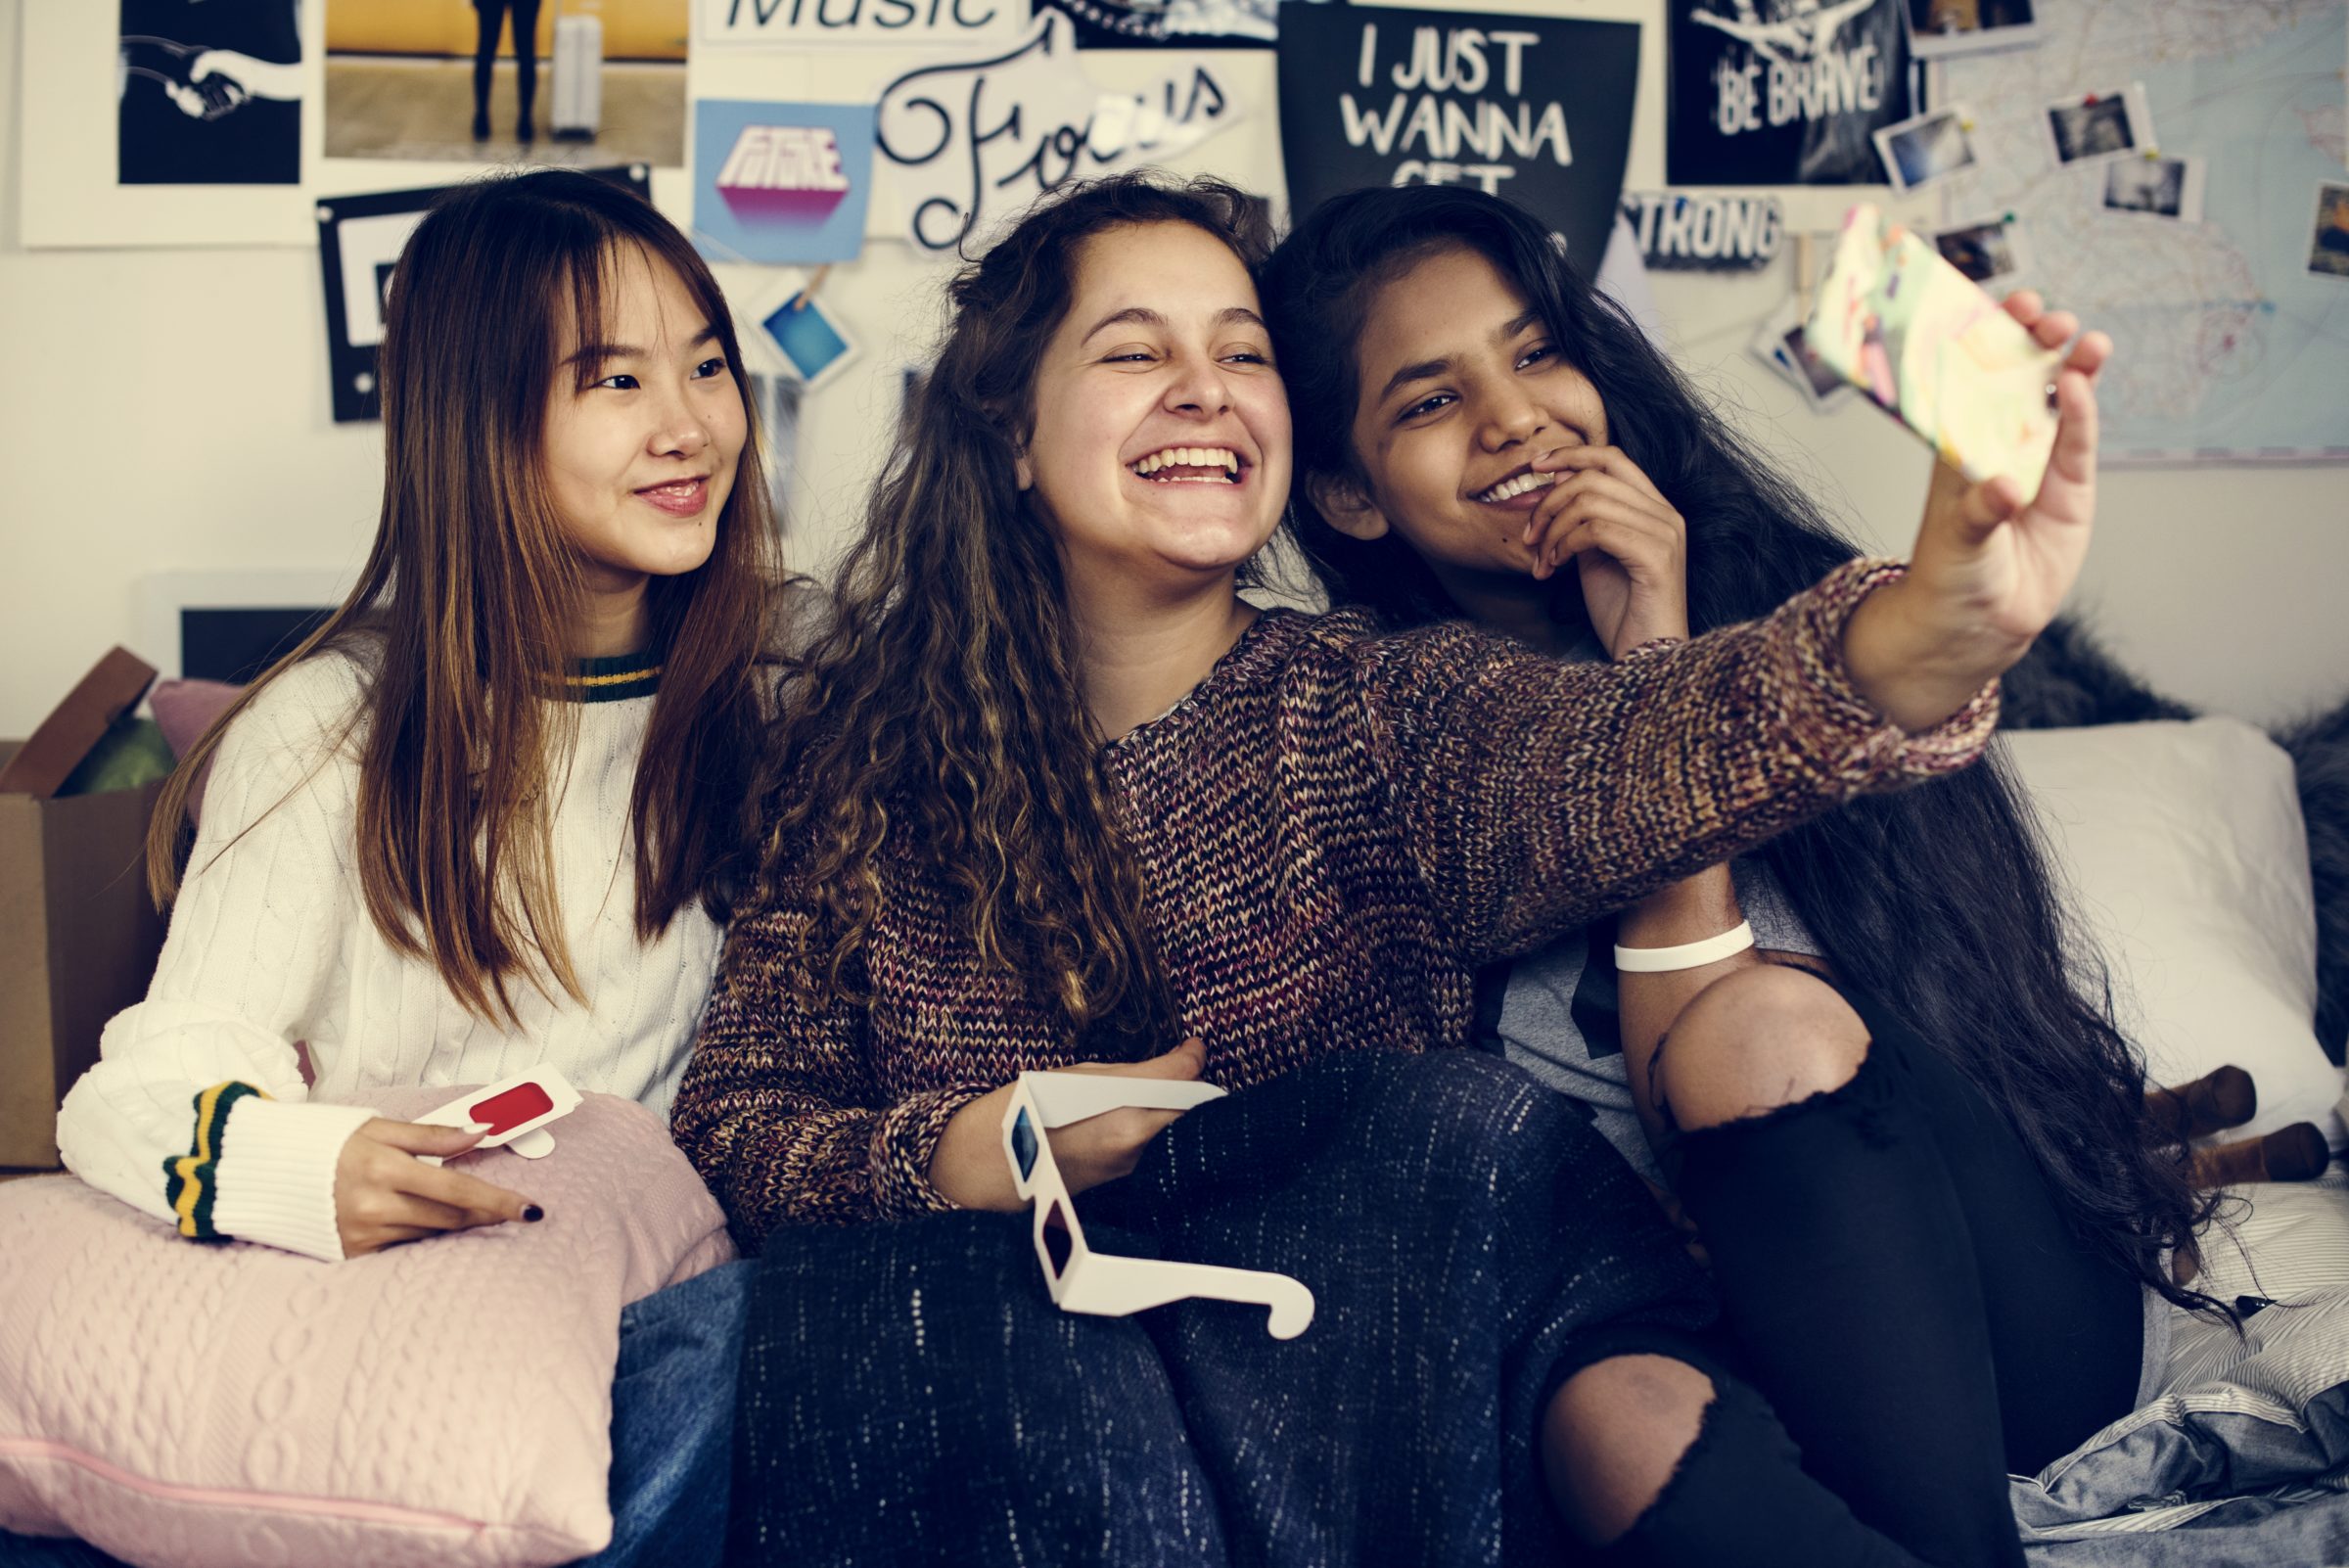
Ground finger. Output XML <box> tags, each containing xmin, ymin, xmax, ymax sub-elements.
<box><xmin>2064</xmin><ymin>329</ymin><xmax>2112</xmax><ymax>384</ymax></box>
<box><xmin>1528</xmin><ymin>444</ymin><xmax>1671</xmax><ymax>507</ymax></box>
<box><xmin>2028</xmin><ymin>309</ymin><xmax>2080</xmax><ymax>352</ymax></box>
<box><xmin>345</xmin><ymin>1225</ymin><xmax>437</xmax><ymax>1256</ymax></box>
<box><xmin>1522</xmin><ymin>470</ymin><xmax>1681</xmax><ymax>551</ymax></box>
<box><xmin>364</xmin><ymin>1119</ymin><xmax>490</xmax><ymax>1159</ymax></box>
<box><xmin>2043</xmin><ymin>367</ymin><xmax>2100</xmax><ymax>490</ymax></box>
<box><xmin>1538</xmin><ymin>502</ymin><xmax>1684</xmax><ymax>580</ymax></box>
<box><xmin>1999</xmin><ymin>289</ymin><xmax>2045</xmax><ymax>330</ymax></box>
<box><xmin>400</xmin><ymin>1164</ymin><xmax>538</xmax><ymax>1226</ymax></box>
<box><xmin>1079</xmin><ymin>1037</ymin><xmax>1206</xmax><ymax>1080</ymax></box>
<box><xmin>1948</xmin><ymin>472</ymin><xmax>2025</xmax><ymax>543</ymax></box>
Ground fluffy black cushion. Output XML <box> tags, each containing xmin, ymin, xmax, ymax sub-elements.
<box><xmin>1998</xmin><ymin>615</ymin><xmax>2196</xmax><ymax>731</ymax></box>
<box><xmin>2278</xmin><ymin>697</ymin><xmax>2349</xmax><ymax>1066</ymax></box>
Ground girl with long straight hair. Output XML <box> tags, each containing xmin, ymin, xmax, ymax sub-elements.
<box><xmin>1258</xmin><ymin>181</ymin><xmax>2221</xmax><ymax>1565</ymax></box>
<box><xmin>46</xmin><ymin>167</ymin><xmax>779</xmax><ymax>1567</ymax></box>
<box><xmin>675</xmin><ymin>170</ymin><xmax>2112</xmax><ymax>1568</ymax></box>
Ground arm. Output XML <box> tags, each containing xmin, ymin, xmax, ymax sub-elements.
<box><xmin>189</xmin><ymin>50</ymin><xmax>303</xmax><ymax>103</ymax></box>
<box><xmin>1356</xmin><ymin>555</ymin><xmax>1995</xmax><ymax>971</ymax></box>
<box><xmin>56</xmin><ymin>665</ymin><xmax>376</xmax><ymax>1261</ymax></box>
<box><xmin>668</xmin><ymin>881</ymin><xmax>993</xmax><ymax>1249</ymax></box>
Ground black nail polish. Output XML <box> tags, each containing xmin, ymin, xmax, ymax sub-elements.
<box><xmin>523</xmin><ymin>1205</ymin><xmax>544</xmax><ymax>1222</ymax></box>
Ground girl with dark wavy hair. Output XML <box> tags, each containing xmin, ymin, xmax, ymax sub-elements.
<box><xmin>676</xmin><ymin>168</ymin><xmax>2108</xmax><ymax>1567</ymax></box>
<box><xmin>1259</xmin><ymin>181</ymin><xmax>2220</xmax><ymax>1565</ymax></box>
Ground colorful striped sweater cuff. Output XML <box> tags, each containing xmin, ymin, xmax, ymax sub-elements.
<box><xmin>184</xmin><ymin>1092</ymin><xmax>379</xmax><ymax>1262</ymax></box>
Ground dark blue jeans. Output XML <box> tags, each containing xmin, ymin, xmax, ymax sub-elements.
<box><xmin>0</xmin><ymin>1261</ymin><xmax>748</xmax><ymax>1568</ymax></box>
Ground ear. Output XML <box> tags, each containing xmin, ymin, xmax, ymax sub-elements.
<box><xmin>1306</xmin><ymin>473</ymin><xmax>1392</xmax><ymax>542</ymax></box>
<box><xmin>1014</xmin><ymin>449</ymin><xmax>1035</xmax><ymax>491</ymax></box>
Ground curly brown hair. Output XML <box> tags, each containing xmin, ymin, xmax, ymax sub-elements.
<box><xmin>756</xmin><ymin>172</ymin><xmax>1273</xmax><ymax>1058</ymax></box>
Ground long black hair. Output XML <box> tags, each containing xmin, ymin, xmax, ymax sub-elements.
<box><xmin>1261</xmin><ymin>183</ymin><xmax>2224</xmax><ymax>1316</ymax></box>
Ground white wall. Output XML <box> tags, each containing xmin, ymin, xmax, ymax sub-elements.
<box><xmin>4</xmin><ymin>0</ymin><xmax>2345</xmax><ymax>740</ymax></box>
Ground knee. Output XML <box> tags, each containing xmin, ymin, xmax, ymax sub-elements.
<box><xmin>1543</xmin><ymin>1355</ymin><xmax>1716</xmax><ymax>1545</ymax></box>
<box><xmin>1653</xmin><ymin>965</ymin><xmax>1869</xmax><ymax>1133</ymax></box>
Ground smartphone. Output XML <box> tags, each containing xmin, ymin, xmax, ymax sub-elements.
<box><xmin>1803</xmin><ymin>204</ymin><xmax>2066</xmax><ymax>495</ymax></box>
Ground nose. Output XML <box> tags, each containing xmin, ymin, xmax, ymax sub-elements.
<box><xmin>649</xmin><ymin>380</ymin><xmax>712</xmax><ymax>458</ymax></box>
<box><xmin>1161</xmin><ymin>349</ymin><xmax>1234</xmax><ymax>421</ymax></box>
<box><xmin>1476</xmin><ymin>384</ymin><xmax>1547</xmax><ymax>453</ymax></box>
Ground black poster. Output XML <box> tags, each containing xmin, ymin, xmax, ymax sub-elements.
<box><xmin>1278</xmin><ymin>8</ymin><xmax>1639</xmax><ymax>279</ymax></box>
<box><xmin>1666</xmin><ymin>0</ymin><xmax>1913</xmax><ymax>186</ymax></box>
<box><xmin>316</xmin><ymin>166</ymin><xmax>653</xmax><ymax>424</ymax></box>
<box><xmin>118</xmin><ymin>0</ymin><xmax>301</xmax><ymax>185</ymax></box>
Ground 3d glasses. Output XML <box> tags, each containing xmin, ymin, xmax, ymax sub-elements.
<box><xmin>1000</xmin><ymin>1071</ymin><xmax>1315</xmax><ymax>1340</ymax></box>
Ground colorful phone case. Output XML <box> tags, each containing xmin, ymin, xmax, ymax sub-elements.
<box><xmin>1804</xmin><ymin>205</ymin><xmax>2065</xmax><ymax>494</ymax></box>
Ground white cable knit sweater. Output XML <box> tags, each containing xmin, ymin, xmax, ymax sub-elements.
<box><xmin>55</xmin><ymin>652</ymin><xmax>725</xmax><ymax>1263</ymax></box>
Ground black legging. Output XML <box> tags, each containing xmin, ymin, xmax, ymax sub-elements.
<box><xmin>473</xmin><ymin>0</ymin><xmax>543</xmax><ymax>124</ymax></box>
<box><xmin>1649</xmin><ymin>983</ymin><xmax>2146</xmax><ymax>1568</ymax></box>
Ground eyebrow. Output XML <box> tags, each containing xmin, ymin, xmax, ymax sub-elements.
<box><xmin>1375</xmin><ymin>309</ymin><xmax>1545</xmax><ymax>405</ymax></box>
<box><xmin>564</xmin><ymin>324</ymin><xmax>720</xmax><ymax>369</ymax></box>
<box><xmin>1080</xmin><ymin>304</ymin><xmax>1268</xmax><ymax>344</ymax></box>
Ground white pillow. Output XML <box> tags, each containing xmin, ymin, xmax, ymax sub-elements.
<box><xmin>2001</xmin><ymin>717</ymin><xmax>2344</xmax><ymax>1145</ymax></box>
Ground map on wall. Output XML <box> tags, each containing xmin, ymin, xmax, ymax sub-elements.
<box><xmin>1937</xmin><ymin>0</ymin><xmax>2349</xmax><ymax>463</ymax></box>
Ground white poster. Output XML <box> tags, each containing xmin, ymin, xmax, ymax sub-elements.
<box><xmin>697</xmin><ymin>0</ymin><xmax>1028</xmax><ymax>49</ymax></box>
<box><xmin>876</xmin><ymin>11</ymin><xmax>1244</xmax><ymax>254</ymax></box>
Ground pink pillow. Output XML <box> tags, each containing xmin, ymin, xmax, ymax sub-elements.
<box><xmin>0</xmin><ymin>1086</ymin><xmax>735</xmax><ymax>1567</ymax></box>
<box><xmin>147</xmin><ymin>678</ymin><xmax>245</xmax><ymax>826</ymax></box>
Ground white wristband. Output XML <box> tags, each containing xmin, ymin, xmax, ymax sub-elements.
<box><xmin>1614</xmin><ymin>920</ymin><xmax>1756</xmax><ymax>973</ymax></box>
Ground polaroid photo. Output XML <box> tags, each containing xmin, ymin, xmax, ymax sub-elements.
<box><xmin>2102</xmin><ymin>156</ymin><xmax>2206</xmax><ymax>223</ymax></box>
<box><xmin>752</xmin><ymin>271</ymin><xmax>862</xmax><ymax>393</ymax></box>
<box><xmin>1873</xmin><ymin>106</ymin><xmax>1982</xmax><ymax>194</ymax></box>
<box><xmin>1749</xmin><ymin>297</ymin><xmax>1854</xmax><ymax>412</ymax></box>
<box><xmin>2044</xmin><ymin>85</ymin><xmax>2154</xmax><ymax>167</ymax></box>
<box><xmin>2308</xmin><ymin>182</ymin><xmax>2349</xmax><ymax>282</ymax></box>
<box><xmin>1931</xmin><ymin>213</ymin><xmax>2030</xmax><ymax>285</ymax></box>
<box><xmin>1904</xmin><ymin>0</ymin><xmax>2040</xmax><ymax>60</ymax></box>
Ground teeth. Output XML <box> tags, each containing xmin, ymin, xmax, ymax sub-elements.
<box><xmin>1477</xmin><ymin>471</ymin><xmax>1559</xmax><ymax>504</ymax></box>
<box><xmin>1131</xmin><ymin>446</ymin><xmax>1241</xmax><ymax>478</ymax></box>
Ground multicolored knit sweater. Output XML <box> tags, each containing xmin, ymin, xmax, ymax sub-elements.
<box><xmin>673</xmin><ymin>559</ymin><xmax>1997</xmax><ymax>1250</ymax></box>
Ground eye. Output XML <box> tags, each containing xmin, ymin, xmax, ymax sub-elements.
<box><xmin>1103</xmin><ymin>349</ymin><xmax>1158</xmax><ymax>365</ymax></box>
<box><xmin>595</xmin><ymin>372</ymin><xmax>640</xmax><ymax>392</ymax></box>
<box><xmin>1517</xmin><ymin>343</ymin><xmax>1556</xmax><ymax>371</ymax></box>
<box><xmin>1398</xmin><ymin>391</ymin><xmax>1456</xmax><ymax>423</ymax></box>
<box><xmin>1224</xmin><ymin>348</ymin><xmax>1273</xmax><ymax>366</ymax></box>
<box><xmin>692</xmin><ymin>356</ymin><xmax>729</xmax><ymax>380</ymax></box>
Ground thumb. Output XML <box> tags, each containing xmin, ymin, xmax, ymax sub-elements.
<box><xmin>1128</xmin><ymin>1038</ymin><xmax>1207</xmax><ymax>1080</ymax></box>
<box><xmin>365</xmin><ymin>1118</ymin><xmax>490</xmax><ymax>1158</ymax></box>
<box><xmin>1949</xmin><ymin>473</ymin><xmax>2024</xmax><ymax>544</ymax></box>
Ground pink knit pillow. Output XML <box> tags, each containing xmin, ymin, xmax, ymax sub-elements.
<box><xmin>147</xmin><ymin>678</ymin><xmax>244</xmax><ymax>825</ymax></box>
<box><xmin>0</xmin><ymin>1086</ymin><xmax>735</xmax><ymax>1568</ymax></box>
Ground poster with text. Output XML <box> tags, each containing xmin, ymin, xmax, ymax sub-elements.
<box><xmin>1031</xmin><ymin>0</ymin><xmax>1274</xmax><ymax>50</ymax></box>
<box><xmin>1278</xmin><ymin>8</ymin><xmax>1639</xmax><ymax>278</ymax></box>
<box><xmin>119</xmin><ymin>0</ymin><xmax>302</xmax><ymax>185</ymax></box>
<box><xmin>697</xmin><ymin>0</ymin><xmax>1027</xmax><ymax>48</ymax></box>
<box><xmin>694</xmin><ymin>101</ymin><xmax>876</xmax><ymax>265</ymax></box>
<box><xmin>877</xmin><ymin>11</ymin><xmax>1244</xmax><ymax>256</ymax></box>
<box><xmin>1667</xmin><ymin>0</ymin><xmax>1912</xmax><ymax>186</ymax></box>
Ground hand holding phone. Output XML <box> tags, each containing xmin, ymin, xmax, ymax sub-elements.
<box><xmin>1804</xmin><ymin>204</ymin><xmax>2066</xmax><ymax>495</ymax></box>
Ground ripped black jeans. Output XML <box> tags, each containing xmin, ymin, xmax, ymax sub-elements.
<box><xmin>1621</xmin><ymin>981</ymin><xmax>2146</xmax><ymax>1568</ymax></box>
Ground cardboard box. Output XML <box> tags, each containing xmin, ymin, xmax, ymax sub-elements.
<box><xmin>1</xmin><ymin>653</ymin><xmax>171</xmax><ymax>1168</ymax></box>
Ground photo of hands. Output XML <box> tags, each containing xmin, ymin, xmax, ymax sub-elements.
<box><xmin>117</xmin><ymin>0</ymin><xmax>302</xmax><ymax>185</ymax></box>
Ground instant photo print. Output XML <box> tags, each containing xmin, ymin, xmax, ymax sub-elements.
<box><xmin>2102</xmin><ymin>156</ymin><xmax>2204</xmax><ymax>223</ymax></box>
<box><xmin>1804</xmin><ymin>204</ymin><xmax>2065</xmax><ymax>494</ymax></box>
<box><xmin>2044</xmin><ymin>86</ymin><xmax>2153</xmax><ymax>167</ymax></box>
<box><xmin>1872</xmin><ymin>107</ymin><xmax>1980</xmax><ymax>193</ymax></box>
<box><xmin>755</xmin><ymin>272</ymin><xmax>861</xmax><ymax>392</ymax></box>
<box><xmin>1931</xmin><ymin>214</ymin><xmax>2029</xmax><ymax>285</ymax></box>
<box><xmin>2312</xmin><ymin>183</ymin><xmax>2349</xmax><ymax>281</ymax></box>
<box><xmin>1903</xmin><ymin>0</ymin><xmax>2038</xmax><ymax>59</ymax></box>
<box><xmin>1750</xmin><ymin>298</ymin><xmax>1853</xmax><ymax>412</ymax></box>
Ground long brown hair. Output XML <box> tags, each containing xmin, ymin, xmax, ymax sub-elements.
<box><xmin>755</xmin><ymin>173</ymin><xmax>1271</xmax><ymax>1058</ymax></box>
<box><xmin>150</xmin><ymin>168</ymin><xmax>780</xmax><ymax>1024</ymax></box>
